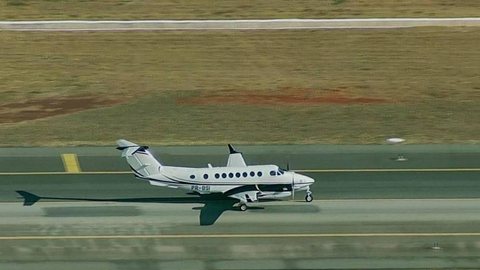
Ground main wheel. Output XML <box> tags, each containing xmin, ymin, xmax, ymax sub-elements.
<box><xmin>305</xmin><ymin>194</ymin><xmax>313</xmax><ymax>202</ymax></box>
<box><xmin>239</xmin><ymin>204</ymin><xmax>248</xmax><ymax>211</ymax></box>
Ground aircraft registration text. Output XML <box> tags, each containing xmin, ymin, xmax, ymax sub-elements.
<box><xmin>191</xmin><ymin>185</ymin><xmax>211</xmax><ymax>192</ymax></box>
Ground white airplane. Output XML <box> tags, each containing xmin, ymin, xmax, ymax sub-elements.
<box><xmin>117</xmin><ymin>139</ymin><xmax>315</xmax><ymax>211</ymax></box>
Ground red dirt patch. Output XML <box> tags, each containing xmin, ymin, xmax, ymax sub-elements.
<box><xmin>177</xmin><ymin>87</ymin><xmax>390</xmax><ymax>106</ymax></box>
<box><xmin>0</xmin><ymin>95</ymin><xmax>121</xmax><ymax>124</ymax></box>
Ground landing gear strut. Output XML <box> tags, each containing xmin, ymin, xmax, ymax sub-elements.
<box><xmin>305</xmin><ymin>187</ymin><xmax>313</xmax><ymax>202</ymax></box>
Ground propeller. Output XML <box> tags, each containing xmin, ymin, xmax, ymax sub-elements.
<box><xmin>285</xmin><ymin>162</ymin><xmax>295</xmax><ymax>200</ymax></box>
<box><xmin>291</xmin><ymin>171</ymin><xmax>295</xmax><ymax>200</ymax></box>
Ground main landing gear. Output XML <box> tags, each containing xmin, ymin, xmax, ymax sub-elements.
<box><xmin>239</xmin><ymin>203</ymin><xmax>248</xmax><ymax>211</ymax></box>
<box><xmin>304</xmin><ymin>187</ymin><xmax>313</xmax><ymax>202</ymax></box>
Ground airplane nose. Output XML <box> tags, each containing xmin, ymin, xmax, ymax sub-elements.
<box><xmin>294</xmin><ymin>173</ymin><xmax>314</xmax><ymax>184</ymax></box>
<box><xmin>305</xmin><ymin>176</ymin><xmax>315</xmax><ymax>184</ymax></box>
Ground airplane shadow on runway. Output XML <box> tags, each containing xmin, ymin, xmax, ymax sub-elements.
<box><xmin>15</xmin><ymin>190</ymin><xmax>262</xmax><ymax>226</ymax></box>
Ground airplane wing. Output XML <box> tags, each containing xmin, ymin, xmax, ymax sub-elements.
<box><xmin>226</xmin><ymin>144</ymin><xmax>247</xmax><ymax>167</ymax></box>
<box><xmin>228</xmin><ymin>190</ymin><xmax>259</xmax><ymax>203</ymax></box>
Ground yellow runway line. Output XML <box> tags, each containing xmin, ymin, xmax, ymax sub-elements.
<box><xmin>1</xmin><ymin>168</ymin><xmax>479</xmax><ymax>176</ymax></box>
<box><xmin>61</xmin><ymin>154</ymin><xmax>81</xmax><ymax>173</ymax></box>
<box><xmin>1</xmin><ymin>232</ymin><xmax>480</xmax><ymax>241</ymax></box>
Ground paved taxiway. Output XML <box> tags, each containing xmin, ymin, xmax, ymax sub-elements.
<box><xmin>1</xmin><ymin>145</ymin><xmax>479</xmax><ymax>269</ymax></box>
<box><xmin>1</xmin><ymin>18</ymin><xmax>480</xmax><ymax>31</ymax></box>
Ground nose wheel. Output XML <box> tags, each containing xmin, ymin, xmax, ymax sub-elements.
<box><xmin>305</xmin><ymin>187</ymin><xmax>313</xmax><ymax>202</ymax></box>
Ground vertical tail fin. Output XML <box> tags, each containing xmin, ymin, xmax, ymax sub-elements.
<box><xmin>116</xmin><ymin>139</ymin><xmax>162</xmax><ymax>177</ymax></box>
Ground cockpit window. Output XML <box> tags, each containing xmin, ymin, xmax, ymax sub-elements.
<box><xmin>278</xmin><ymin>168</ymin><xmax>285</xmax><ymax>175</ymax></box>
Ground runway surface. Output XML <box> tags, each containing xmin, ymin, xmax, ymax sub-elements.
<box><xmin>1</xmin><ymin>18</ymin><xmax>480</xmax><ymax>31</ymax></box>
<box><xmin>1</xmin><ymin>144</ymin><xmax>479</xmax><ymax>269</ymax></box>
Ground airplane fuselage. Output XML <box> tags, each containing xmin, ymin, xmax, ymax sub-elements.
<box><xmin>118</xmin><ymin>139</ymin><xmax>315</xmax><ymax>207</ymax></box>
<box><xmin>143</xmin><ymin>164</ymin><xmax>313</xmax><ymax>200</ymax></box>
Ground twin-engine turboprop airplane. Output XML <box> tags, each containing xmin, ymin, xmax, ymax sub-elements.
<box><xmin>117</xmin><ymin>139</ymin><xmax>315</xmax><ymax>211</ymax></box>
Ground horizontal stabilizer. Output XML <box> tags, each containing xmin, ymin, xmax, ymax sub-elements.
<box><xmin>116</xmin><ymin>139</ymin><xmax>162</xmax><ymax>177</ymax></box>
<box><xmin>116</xmin><ymin>139</ymin><xmax>138</xmax><ymax>149</ymax></box>
<box><xmin>116</xmin><ymin>139</ymin><xmax>147</xmax><ymax>157</ymax></box>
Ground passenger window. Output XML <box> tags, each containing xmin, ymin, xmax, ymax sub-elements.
<box><xmin>243</xmin><ymin>172</ymin><xmax>248</xmax><ymax>177</ymax></box>
<box><xmin>270</xmin><ymin>170</ymin><xmax>276</xmax><ymax>176</ymax></box>
<box><xmin>257</xmin><ymin>171</ymin><xmax>262</xmax><ymax>177</ymax></box>
<box><xmin>215</xmin><ymin>173</ymin><xmax>220</xmax><ymax>179</ymax></box>
<box><xmin>190</xmin><ymin>175</ymin><xmax>195</xmax><ymax>179</ymax></box>
<box><xmin>228</xmin><ymin>173</ymin><xmax>234</xmax><ymax>178</ymax></box>
<box><xmin>222</xmin><ymin>173</ymin><xmax>227</xmax><ymax>178</ymax></box>
<box><xmin>235</xmin><ymin>172</ymin><xmax>241</xmax><ymax>178</ymax></box>
<box><xmin>203</xmin><ymin>174</ymin><xmax>208</xmax><ymax>179</ymax></box>
<box><xmin>250</xmin><ymin>171</ymin><xmax>255</xmax><ymax>177</ymax></box>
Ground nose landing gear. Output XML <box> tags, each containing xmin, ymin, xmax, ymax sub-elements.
<box><xmin>305</xmin><ymin>187</ymin><xmax>313</xmax><ymax>202</ymax></box>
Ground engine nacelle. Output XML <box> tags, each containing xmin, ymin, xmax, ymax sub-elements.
<box><xmin>258</xmin><ymin>191</ymin><xmax>292</xmax><ymax>200</ymax></box>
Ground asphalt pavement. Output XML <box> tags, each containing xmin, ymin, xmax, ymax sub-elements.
<box><xmin>0</xmin><ymin>144</ymin><xmax>479</xmax><ymax>269</ymax></box>
<box><xmin>1</xmin><ymin>18</ymin><xmax>480</xmax><ymax>31</ymax></box>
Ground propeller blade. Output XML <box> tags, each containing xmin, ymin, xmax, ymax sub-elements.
<box><xmin>291</xmin><ymin>172</ymin><xmax>295</xmax><ymax>200</ymax></box>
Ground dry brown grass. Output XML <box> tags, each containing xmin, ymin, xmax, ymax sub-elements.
<box><xmin>1</xmin><ymin>0</ymin><xmax>479</xmax><ymax>20</ymax></box>
<box><xmin>0</xmin><ymin>28</ymin><xmax>479</xmax><ymax>145</ymax></box>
